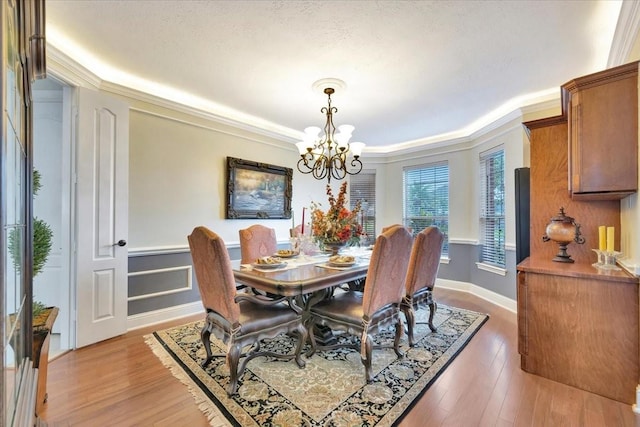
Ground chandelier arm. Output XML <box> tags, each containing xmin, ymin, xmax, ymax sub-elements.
<box><xmin>311</xmin><ymin>155</ymin><xmax>329</xmax><ymax>181</ymax></box>
<box><xmin>345</xmin><ymin>157</ymin><xmax>364</xmax><ymax>176</ymax></box>
<box><xmin>297</xmin><ymin>157</ymin><xmax>314</xmax><ymax>175</ymax></box>
<box><xmin>329</xmin><ymin>154</ymin><xmax>347</xmax><ymax>181</ymax></box>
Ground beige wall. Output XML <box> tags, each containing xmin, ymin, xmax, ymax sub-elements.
<box><xmin>127</xmin><ymin>104</ymin><xmax>332</xmax><ymax>250</ymax></box>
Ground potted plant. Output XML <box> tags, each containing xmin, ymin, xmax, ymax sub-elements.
<box><xmin>8</xmin><ymin>169</ymin><xmax>55</xmax><ymax>414</ymax></box>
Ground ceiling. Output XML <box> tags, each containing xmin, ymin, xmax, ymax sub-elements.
<box><xmin>45</xmin><ymin>1</ymin><xmax>629</xmax><ymax>153</ymax></box>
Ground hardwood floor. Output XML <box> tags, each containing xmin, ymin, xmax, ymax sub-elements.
<box><xmin>40</xmin><ymin>288</ymin><xmax>640</xmax><ymax>426</ymax></box>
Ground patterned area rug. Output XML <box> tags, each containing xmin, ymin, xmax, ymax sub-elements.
<box><xmin>145</xmin><ymin>305</ymin><xmax>488</xmax><ymax>426</ymax></box>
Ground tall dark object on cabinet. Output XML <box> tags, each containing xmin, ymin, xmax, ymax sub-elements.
<box><xmin>514</xmin><ymin>167</ymin><xmax>530</xmax><ymax>264</ymax></box>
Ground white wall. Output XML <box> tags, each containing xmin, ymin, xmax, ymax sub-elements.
<box><xmin>124</xmin><ymin>101</ymin><xmax>533</xmax><ymax>267</ymax></box>
<box><xmin>379</xmin><ymin>117</ymin><xmax>529</xmax><ymax>250</ymax></box>
<box><xmin>618</xmin><ymin>50</ymin><xmax>640</xmax><ymax>275</ymax></box>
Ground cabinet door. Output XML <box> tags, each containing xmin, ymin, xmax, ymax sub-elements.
<box><xmin>566</xmin><ymin>62</ymin><xmax>638</xmax><ymax>200</ymax></box>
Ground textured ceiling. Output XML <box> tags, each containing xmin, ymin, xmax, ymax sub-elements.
<box><xmin>45</xmin><ymin>1</ymin><xmax>624</xmax><ymax>152</ymax></box>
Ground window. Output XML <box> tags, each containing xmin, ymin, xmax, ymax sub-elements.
<box><xmin>479</xmin><ymin>148</ymin><xmax>505</xmax><ymax>268</ymax></box>
<box><xmin>350</xmin><ymin>172</ymin><xmax>376</xmax><ymax>245</ymax></box>
<box><xmin>403</xmin><ymin>162</ymin><xmax>449</xmax><ymax>255</ymax></box>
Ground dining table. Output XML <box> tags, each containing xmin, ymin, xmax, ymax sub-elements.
<box><xmin>232</xmin><ymin>251</ymin><xmax>370</xmax><ymax>297</ymax></box>
<box><xmin>232</xmin><ymin>249</ymin><xmax>372</xmax><ymax>344</ymax></box>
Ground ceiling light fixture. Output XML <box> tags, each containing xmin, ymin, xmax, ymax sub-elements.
<box><xmin>296</xmin><ymin>79</ymin><xmax>364</xmax><ymax>183</ymax></box>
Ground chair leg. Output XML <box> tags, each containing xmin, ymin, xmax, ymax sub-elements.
<box><xmin>200</xmin><ymin>327</ymin><xmax>214</xmax><ymax>367</ymax></box>
<box><xmin>428</xmin><ymin>301</ymin><xmax>438</xmax><ymax>332</ymax></box>
<box><xmin>361</xmin><ymin>332</ymin><xmax>373</xmax><ymax>383</ymax></box>
<box><xmin>393</xmin><ymin>317</ymin><xmax>405</xmax><ymax>358</ymax></box>
<box><xmin>404</xmin><ymin>306</ymin><xmax>417</xmax><ymax>347</ymax></box>
<box><xmin>226</xmin><ymin>343</ymin><xmax>241</xmax><ymax>396</ymax></box>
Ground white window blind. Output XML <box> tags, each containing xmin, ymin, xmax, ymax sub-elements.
<box><xmin>480</xmin><ymin>148</ymin><xmax>505</xmax><ymax>267</ymax></box>
<box><xmin>403</xmin><ymin>162</ymin><xmax>449</xmax><ymax>255</ymax></box>
<box><xmin>349</xmin><ymin>172</ymin><xmax>376</xmax><ymax>245</ymax></box>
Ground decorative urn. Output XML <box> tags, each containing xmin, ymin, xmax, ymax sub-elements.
<box><xmin>542</xmin><ymin>207</ymin><xmax>585</xmax><ymax>263</ymax></box>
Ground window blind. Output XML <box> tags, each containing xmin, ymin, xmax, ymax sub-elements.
<box><xmin>403</xmin><ymin>162</ymin><xmax>449</xmax><ymax>255</ymax></box>
<box><xmin>349</xmin><ymin>172</ymin><xmax>376</xmax><ymax>245</ymax></box>
<box><xmin>479</xmin><ymin>148</ymin><xmax>505</xmax><ymax>267</ymax></box>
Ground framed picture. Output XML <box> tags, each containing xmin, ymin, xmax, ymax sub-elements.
<box><xmin>226</xmin><ymin>157</ymin><xmax>293</xmax><ymax>219</ymax></box>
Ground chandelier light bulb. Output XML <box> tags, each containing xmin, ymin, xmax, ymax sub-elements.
<box><xmin>303</xmin><ymin>126</ymin><xmax>321</xmax><ymax>143</ymax></box>
<box><xmin>350</xmin><ymin>142</ymin><xmax>365</xmax><ymax>157</ymax></box>
<box><xmin>295</xmin><ymin>141</ymin><xmax>310</xmax><ymax>155</ymax></box>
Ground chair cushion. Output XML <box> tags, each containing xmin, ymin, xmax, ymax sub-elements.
<box><xmin>238</xmin><ymin>300</ymin><xmax>299</xmax><ymax>335</ymax></box>
<box><xmin>412</xmin><ymin>287</ymin><xmax>432</xmax><ymax>302</ymax></box>
<box><xmin>311</xmin><ymin>292</ymin><xmax>398</xmax><ymax>327</ymax></box>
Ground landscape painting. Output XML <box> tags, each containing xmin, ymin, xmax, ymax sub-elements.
<box><xmin>226</xmin><ymin>157</ymin><xmax>293</xmax><ymax>219</ymax></box>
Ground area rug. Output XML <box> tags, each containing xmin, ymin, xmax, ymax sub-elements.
<box><xmin>145</xmin><ymin>305</ymin><xmax>488</xmax><ymax>427</ymax></box>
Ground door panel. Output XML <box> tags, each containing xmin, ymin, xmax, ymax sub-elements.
<box><xmin>75</xmin><ymin>87</ymin><xmax>128</xmax><ymax>348</ymax></box>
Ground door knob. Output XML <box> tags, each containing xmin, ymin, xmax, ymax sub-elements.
<box><xmin>113</xmin><ymin>239</ymin><xmax>127</xmax><ymax>247</ymax></box>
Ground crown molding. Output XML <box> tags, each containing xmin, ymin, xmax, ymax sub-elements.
<box><xmin>45</xmin><ymin>42</ymin><xmax>304</xmax><ymax>145</ymax></box>
<box><xmin>46</xmin><ymin>44</ymin><xmax>102</xmax><ymax>89</ymax></box>
<box><xmin>608</xmin><ymin>0</ymin><xmax>640</xmax><ymax>66</ymax></box>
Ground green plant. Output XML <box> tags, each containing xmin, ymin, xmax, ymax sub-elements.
<box><xmin>7</xmin><ymin>169</ymin><xmax>53</xmax><ymax>317</ymax></box>
<box><xmin>32</xmin><ymin>300</ymin><xmax>47</xmax><ymax>318</ymax></box>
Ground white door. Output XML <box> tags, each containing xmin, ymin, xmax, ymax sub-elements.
<box><xmin>75</xmin><ymin>87</ymin><xmax>129</xmax><ymax>348</ymax></box>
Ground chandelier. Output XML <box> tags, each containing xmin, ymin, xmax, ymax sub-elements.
<box><xmin>295</xmin><ymin>81</ymin><xmax>365</xmax><ymax>183</ymax></box>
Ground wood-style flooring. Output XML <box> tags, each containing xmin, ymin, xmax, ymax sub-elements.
<box><xmin>40</xmin><ymin>288</ymin><xmax>640</xmax><ymax>426</ymax></box>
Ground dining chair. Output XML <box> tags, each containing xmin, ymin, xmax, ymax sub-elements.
<box><xmin>239</xmin><ymin>224</ymin><xmax>278</xmax><ymax>264</ymax></box>
<box><xmin>188</xmin><ymin>226</ymin><xmax>307</xmax><ymax>396</ymax></box>
<box><xmin>401</xmin><ymin>226</ymin><xmax>444</xmax><ymax>346</ymax></box>
<box><xmin>306</xmin><ymin>225</ymin><xmax>413</xmax><ymax>383</ymax></box>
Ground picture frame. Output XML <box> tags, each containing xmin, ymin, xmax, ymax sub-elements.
<box><xmin>226</xmin><ymin>157</ymin><xmax>293</xmax><ymax>219</ymax></box>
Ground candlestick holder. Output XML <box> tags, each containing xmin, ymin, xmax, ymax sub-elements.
<box><xmin>592</xmin><ymin>249</ymin><xmax>622</xmax><ymax>271</ymax></box>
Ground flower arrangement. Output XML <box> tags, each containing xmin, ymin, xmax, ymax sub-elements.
<box><xmin>310</xmin><ymin>182</ymin><xmax>363</xmax><ymax>247</ymax></box>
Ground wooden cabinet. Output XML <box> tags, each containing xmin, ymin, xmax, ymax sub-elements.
<box><xmin>521</xmin><ymin>64</ymin><xmax>640</xmax><ymax>405</ymax></box>
<box><xmin>562</xmin><ymin>61</ymin><xmax>639</xmax><ymax>200</ymax></box>
<box><xmin>517</xmin><ymin>258</ymin><xmax>639</xmax><ymax>404</ymax></box>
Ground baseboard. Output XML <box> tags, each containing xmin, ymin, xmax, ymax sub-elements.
<box><xmin>127</xmin><ymin>301</ymin><xmax>202</xmax><ymax>331</ymax></box>
<box><xmin>436</xmin><ymin>278</ymin><xmax>517</xmax><ymax>313</ymax></box>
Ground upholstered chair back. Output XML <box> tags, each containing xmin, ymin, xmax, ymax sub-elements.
<box><xmin>239</xmin><ymin>224</ymin><xmax>278</xmax><ymax>264</ymax></box>
<box><xmin>362</xmin><ymin>225</ymin><xmax>413</xmax><ymax>317</ymax></box>
<box><xmin>405</xmin><ymin>226</ymin><xmax>444</xmax><ymax>296</ymax></box>
<box><xmin>290</xmin><ymin>225</ymin><xmax>303</xmax><ymax>237</ymax></box>
<box><xmin>188</xmin><ymin>226</ymin><xmax>240</xmax><ymax>323</ymax></box>
<box><xmin>381</xmin><ymin>224</ymin><xmax>413</xmax><ymax>234</ymax></box>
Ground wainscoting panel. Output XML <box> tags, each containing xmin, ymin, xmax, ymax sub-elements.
<box><xmin>128</xmin><ymin>251</ymin><xmax>200</xmax><ymax>315</ymax></box>
<box><xmin>127</xmin><ymin>246</ymin><xmax>244</xmax><ymax>316</ymax></box>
